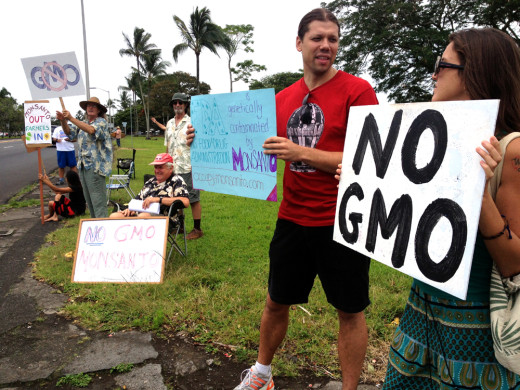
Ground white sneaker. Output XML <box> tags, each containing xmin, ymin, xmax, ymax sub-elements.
<box><xmin>233</xmin><ymin>366</ymin><xmax>275</xmax><ymax>390</ymax></box>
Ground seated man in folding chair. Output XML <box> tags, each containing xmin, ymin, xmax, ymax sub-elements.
<box><xmin>109</xmin><ymin>153</ymin><xmax>189</xmax><ymax>218</ymax></box>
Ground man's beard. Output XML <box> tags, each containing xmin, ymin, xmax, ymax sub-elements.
<box><xmin>174</xmin><ymin>108</ymin><xmax>184</xmax><ymax>116</ymax></box>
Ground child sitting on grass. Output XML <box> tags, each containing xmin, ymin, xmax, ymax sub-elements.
<box><xmin>39</xmin><ymin>171</ymin><xmax>86</xmax><ymax>222</ymax></box>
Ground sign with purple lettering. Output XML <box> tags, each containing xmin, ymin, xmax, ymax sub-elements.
<box><xmin>72</xmin><ymin>218</ymin><xmax>168</xmax><ymax>283</ymax></box>
<box><xmin>24</xmin><ymin>102</ymin><xmax>52</xmax><ymax>145</ymax></box>
<box><xmin>190</xmin><ymin>89</ymin><xmax>277</xmax><ymax>201</ymax></box>
<box><xmin>333</xmin><ymin>100</ymin><xmax>499</xmax><ymax>300</ymax></box>
<box><xmin>21</xmin><ymin>52</ymin><xmax>85</xmax><ymax>100</ymax></box>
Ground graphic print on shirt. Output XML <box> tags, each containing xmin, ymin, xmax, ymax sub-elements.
<box><xmin>286</xmin><ymin>102</ymin><xmax>325</xmax><ymax>172</ymax></box>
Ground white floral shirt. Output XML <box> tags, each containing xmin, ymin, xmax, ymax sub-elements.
<box><xmin>164</xmin><ymin>114</ymin><xmax>191</xmax><ymax>174</ymax></box>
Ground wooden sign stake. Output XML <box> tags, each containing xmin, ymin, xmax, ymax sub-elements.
<box><xmin>37</xmin><ymin>149</ymin><xmax>45</xmax><ymax>224</ymax></box>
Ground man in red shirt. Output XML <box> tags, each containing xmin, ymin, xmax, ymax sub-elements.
<box><xmin>233</xmin><ymin>8</ymin><xmax>378</xmax><ymax>390</ymax></box>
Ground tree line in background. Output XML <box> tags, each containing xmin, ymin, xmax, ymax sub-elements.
<box><xmin>2</xmin><ymin>1</ymin><xmax>518</xmax><ymax>138</ymax></box>
<box><xmin>326</xmin><ymin>0</ymin><xmax>519</xmax><ymax>103</ymax></box>
<box><xmin>0</xmin><ymin>88</ymin><xmax>23</xmax><ymax>136</ymax></box>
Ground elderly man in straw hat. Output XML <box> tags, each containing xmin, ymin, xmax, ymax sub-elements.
<box><xmin>56</xmin><ymin>97</ymin><xmax>113</xmax><ymax>218</ymax></box>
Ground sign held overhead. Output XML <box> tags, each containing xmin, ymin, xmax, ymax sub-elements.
<box><xmin>21</xmin><ymin>52</ymin><xmax>85</xmax><ymax>100</ymax></box>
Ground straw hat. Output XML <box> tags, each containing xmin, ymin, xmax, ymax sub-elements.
<box><xmin>79</xmin><ymin>97</ymin><xmax>108</xmax><ymax>114</ymax></box>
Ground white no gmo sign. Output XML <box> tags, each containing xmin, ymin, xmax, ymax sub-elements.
<box><xmin>334</xmin><ymin>100</ymin><xmax>499</xmax><ymax>299</ymax></box>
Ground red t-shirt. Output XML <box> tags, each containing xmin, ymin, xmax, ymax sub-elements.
<box><xmin>276</xmin><ymin>70</ymin><xmax>378</xmax><ymax>226</ymax></box>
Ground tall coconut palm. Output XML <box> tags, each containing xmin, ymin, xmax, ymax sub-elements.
<box><xmin>172</xmin><ymin>6</ymin><xmax>230</xmax><ymax>94</ymax></box>
<box><xmin>139</xmin><ymin>49</ymin><xmax>171</xmax><ymax>138</ymax></box>
<box><xmin>116</xmin><ymin>91</ymin><xmax>132</xmax><ymax>110</ymax></box>
<box><xmin>119</xmin><ymin>27</ymin><xmax>157</xmax><ymax>133</ymax></box>
<box><xmin>119</xmin><ymin>71</ymin><xmax>141</xmax><ymax>135</ymax></box>
<box><xmin>106</xmin><ymin>98</ymin><xmax>116</xmax><ymax>127</ymax></box>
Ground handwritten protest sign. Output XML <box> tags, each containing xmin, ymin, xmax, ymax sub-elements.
<box><xmin>190</xmin><ymin>89</ymin><xmax>277</xmax><ymax>201</ymax></box>
<box><xmin>334</xmin><ymin>100</ymin><xmax>499</xmax><ymax>299</ymax></box>
<box><xmin>21</xmin><ymin>52</ymin><xmax>85</xmax><ymax>100</ymax></box>
<box><xmin>72</xmin><ymin>218</ymin><xmax>169</xmax><ymax>283</ymax></box>
<box><xmin>24</xmin><ymin>101</ymin><xmax>52</xmax><ymax>145</ymax></box>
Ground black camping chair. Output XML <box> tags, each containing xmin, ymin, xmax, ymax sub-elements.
<box><xmin>141</xmin><ymin>174</ymin><xmax>187</xmax><ymax>259</ymax></box>
<box><xmin>117</xmin><ymin>148</ymin><xmax>136</xmax><ymax>179</ymax></box>
<box><xmin>166</xmin><ymin>200</ymin><xmax>188</xmax><ymax>259</ymax></box>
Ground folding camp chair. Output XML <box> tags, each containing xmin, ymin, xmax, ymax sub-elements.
<box><xmin>117</xmin><ymin>149</ymin><xmax>136</xmax><ymax>179</ymax></box>
<box><xmin>166</xmin><ymin>200</ymin><xmax>187</xmax><ymax>259</ymax></box>
<box><xmin>106</xmin><ymin>161</ymin><xmax>136</xmax><ymax>204</ymax></box>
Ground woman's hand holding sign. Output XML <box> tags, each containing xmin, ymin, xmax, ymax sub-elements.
<box><xmin>477</xmin><ymin>136</ymin><xmax>501</xmax><ymax>182</ymax></box>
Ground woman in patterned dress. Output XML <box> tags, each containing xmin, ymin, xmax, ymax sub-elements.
<box><xmin>382</xmin><ymin>28</ymin><xmax>520</xmax><ymax>390</ymax></box>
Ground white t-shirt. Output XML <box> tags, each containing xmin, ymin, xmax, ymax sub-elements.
<box><xmin>53</xmin><ymin>126</ymin><xmax>75</xmax><ymax>152</ymax></box>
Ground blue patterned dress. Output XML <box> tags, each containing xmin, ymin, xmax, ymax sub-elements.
<box><xmin>383</xmin><ymin>236</ymin><xmax>520</xmax><ymax>389</ymax></box>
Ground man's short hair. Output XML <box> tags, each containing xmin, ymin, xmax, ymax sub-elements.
<box><xmin>297</xmin><ymin>8</ymin><xmax>340</xmax><ymax>40</ymax></box>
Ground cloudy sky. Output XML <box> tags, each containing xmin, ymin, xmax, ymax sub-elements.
<box><xmin>2</xmin><ymin>0</ymin><xmax>385</xmax><ymax>117</ymax></box>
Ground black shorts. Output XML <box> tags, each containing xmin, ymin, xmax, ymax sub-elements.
<box><xmin>268</xmin><ymin>219</ymin><xmax>371</xmax><ymax>313</ymax></box>
<box><xmin>53</xmin><ymin>196</ymin><xmax>76</xmax><ymax>218</ymax></box>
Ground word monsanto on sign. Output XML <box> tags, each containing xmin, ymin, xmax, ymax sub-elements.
<box><xmin>24</xmin><ymin>101</ymin><xmax>52</xmax><ymax>145</ymax></box>
<box><xmin>21</xmin><ymin>52</ymin><xmax>85</xmax><ymax>100</ymax></box>
<box><xmin>72</xmin><ymin>218</ymin><xmax>169</xmax><ymax>283</ymax></box>
<box><xmin>333</xmin><ymin>100</ymin><xmax>499</xmax><ymax>300</ymax></box>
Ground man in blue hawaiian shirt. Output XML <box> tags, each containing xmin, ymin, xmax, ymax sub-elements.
<box><xmin>57</xmin><ymin>97</ymin><xmax>112</xmax><ymax>218</ymax></box>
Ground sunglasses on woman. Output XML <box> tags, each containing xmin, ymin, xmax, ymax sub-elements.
<box><xmin>434</xmin><ymin>56</ymin><xmax>464</xmax><ymax>75</ymax></box>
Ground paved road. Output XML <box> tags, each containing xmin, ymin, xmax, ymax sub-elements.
<box><xmin>0</xmin><ymin>138</ymin><xmax>58</xmax><ymax>204</ymax></box>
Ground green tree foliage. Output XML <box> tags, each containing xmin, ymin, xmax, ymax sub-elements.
<box><xmin>233</xmin><ymin>60</ymin><xmax>267</xmax><ymax>88</ymax></box>
<box><xmin>0</xmin><ymin>88</ymin><xmax>23</xmax><ymax>137</ymax></box>
<box><xmin>249</xmin><ymin>71</ymin><xmax>304</xmax><ymax>94</ymax></box>
<box><xmin>223</xmin><ymin>24</ymin><xmax>266</xmax><ymax>92</ymax></box>
<box><xmin>172</xmin><ymin>6</ymin><xmax>231</xmax><ymax>94</ymax></box>
<box><xmin>113</xmin><ymin>103</ymin><xmax>143</xmax><ymax>135</ymax></box>
<box><xmin>324</xmin><ymin>0</ymin><xmax>520</xmax><ymax>103</ymax></box>
<box><xmin>148</xmin><ymin>72</ymin><xmax>210</xmax><ymax>122</ymax></box>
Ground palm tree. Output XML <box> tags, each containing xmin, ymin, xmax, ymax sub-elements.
<box><xmin>119</xmin><ymin>27</ymin><xmax>157</xmax><ymax>133</ymax></box>
<box><xmin>172</xmin><ymin>6</ymin><xmax>230</xmax><ymax>94</ymax></box>
<box><xmin>116</xmin><ymin>91</ymin><xmax>132</xmax><ymax>110</ymax></box>
<box><xmin>139</xmin><ymin>49</ymin><xmax>171</xmax><ymax>138</ymax></box>
<box><xmin>106</xmin><ymin>98</ymin><xmax>116</xmax><ymax>127</ymax></box>
<box><xmin>119</xmin><ymin>72</ymin><xmax>141</xmax><ymax>135</ymax></box>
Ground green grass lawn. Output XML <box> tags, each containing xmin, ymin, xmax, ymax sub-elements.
<box><xmin>33</xmin><ymin>135</ymin><xmax>412</xmax><ymax>384</ymax></box>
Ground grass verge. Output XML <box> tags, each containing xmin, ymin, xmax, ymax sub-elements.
<box><xmin>0</xmin><ymin>182</ymin><xmax>41</xmax><ymax>213</ymax></box>
<box><xmin>33</xmin><ymin>135</ymin><xmax>412</xmax><ymax>384</ymax></box>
